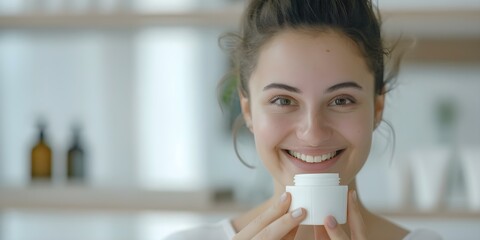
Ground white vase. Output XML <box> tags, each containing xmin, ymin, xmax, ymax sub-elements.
<box><xmin>460</xmin><ymin>147</ymin><xmax>480</xmax><ymax>211</ymax></box>
<box><xmin>410</xmin><ymin>148</ymin><xmax>451</xmax><ymax>211</ymax></box>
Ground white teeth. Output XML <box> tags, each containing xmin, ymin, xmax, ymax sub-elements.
<box><xmin>288</xmin><ymin>150</ymin><xmax>338</xmax><ymax>163</ymax></box>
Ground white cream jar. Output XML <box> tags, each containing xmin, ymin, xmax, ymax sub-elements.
<box><xmin>286</xmin><ymin>173</ymin><xmax>348</xmax><ymax>225</ymax></box>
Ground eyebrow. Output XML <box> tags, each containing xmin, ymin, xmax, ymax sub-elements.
<box><xmin>263</xmin><ymin>83</ymin><xmax>301</xmax><ymax>93</ymax></box>
<box><xmin>263</xmin><ymin>81</ymin><xmax>362</xmax><ymax>93</ymax></box>
<box><xmin>325</xmin><ymin>81</ymin><xmax>363</xmax><ymax>93</ymax></box>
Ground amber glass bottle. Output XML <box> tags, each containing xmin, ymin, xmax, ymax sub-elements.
<box><xmin>31</xmin><ymin>123</ymin><xmax>52</xmax><ymax>180</ymax></box>
<box><xmin>67</xmin><ymin>125</ymin><xmax>85</xmax><ymax>180</ymax></box>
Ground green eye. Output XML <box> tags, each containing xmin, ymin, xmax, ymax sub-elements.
<box><xmin>271</xmin><ymin>97</ymin><xmax>293</xmax><ymax>106</ymax></box>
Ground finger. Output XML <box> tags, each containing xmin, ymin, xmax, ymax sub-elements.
<box><xmin>347</xmin><ymin>190</ymin><xmax>367</xmax><ymax>239</ymax></box>
<box><xmin>253</xmin><ymin>208</ymin><xmax>305</xmax><ymax>240</ymax></box>
<box><xmin>324</xmin><ymin>215</ymin><xmax>349</xmax><ymax>240</ymax></box>
<box><xmin>234</xmin><ymin>192</ymin><xmax>291</xmax><ymax>240</ymax></box>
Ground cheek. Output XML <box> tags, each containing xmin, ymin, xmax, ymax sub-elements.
<box><xmin>335</xmin><ymin>107</ymin><xmax>375</xmax><ymax>157</ymax></box>
<box><xmin>252</xmin><ymin>112</ymin><xmax>291</xmax><ymax>149</ymax></box>
<box><xmin>341</xmin><ymin>116</ymin><xmax>373</xmax><ymax>144</ymax></box>
<box><xmin>336</xmin><ymin>108</ymin><xmax>374</xmax><ymax>149</ymax></box>
<box><xmin>333</xmin><ymin>110</ymin><xmax>374</xmax><ymax>184</ymax></box>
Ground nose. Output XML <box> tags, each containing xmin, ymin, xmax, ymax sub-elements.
<box><xmin>296</xmin><ymin>110</ymin><xmax>333</xmax><ymax>146</ymax></box>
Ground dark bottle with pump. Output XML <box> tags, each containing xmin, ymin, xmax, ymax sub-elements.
<box><xmin>67</xmin><ymin>125</ymin><xmax>85</xmax><ymax>181</ymax></box>
<box><xmin>31</xmin><ymin>122</ymin><xmax>52</xmax><ymax>180</ymax></box>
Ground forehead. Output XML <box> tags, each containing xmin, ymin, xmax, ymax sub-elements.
<box><xmin>251</xmin><ymin>29</ymin><xmax>373</xmax><ymax>89</ymax></box>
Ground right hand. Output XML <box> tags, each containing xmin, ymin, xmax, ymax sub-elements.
<box><xmin>233</xmin><ymin>192</ymin><xmax>306</xmax><ymax>240</ymax></box>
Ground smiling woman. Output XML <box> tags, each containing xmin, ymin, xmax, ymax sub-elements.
<box><xmin>165</xmin><ymin>0</ymin><xmax>442</xmax><ymax>239</ymax></box>
<box><xmin>244</xmin><ymin>30</ymin><xmax>379</xmax><ymax>187</ymax></box>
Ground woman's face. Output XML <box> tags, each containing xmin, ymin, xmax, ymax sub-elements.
<box><xmin>240</xmin><ymin>30</ymin><xmax>384</xmax><ymax>187</ymax></box>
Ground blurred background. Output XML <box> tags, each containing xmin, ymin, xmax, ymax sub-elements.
<box><xmin>0</xmin><ymin>0</ymin><xmax>479</xmax><ymax>239</ymax></box>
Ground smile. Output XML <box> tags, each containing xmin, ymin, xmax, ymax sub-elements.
<box><xmin>287</xmin><ymin>150</ymin><xmax>341</xmax><ymax>163</ymax></box>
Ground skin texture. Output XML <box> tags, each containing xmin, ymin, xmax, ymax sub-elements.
<box><xmin>232</xmin><ymin>29</ymin><xmax>408</xmax><ymax>239</ymax></box>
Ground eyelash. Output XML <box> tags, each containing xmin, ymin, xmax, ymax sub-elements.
<box><xmin>270</xmin><ymin>96</ymin><xmax>296</xmax><ymax>106</ymax></box>
<box><xmin>329</xmin><ymin>96</ymin><xmax>356</xmax><ymax>106</ymax></box>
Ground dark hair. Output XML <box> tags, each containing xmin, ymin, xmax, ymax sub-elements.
<box><xmin>219</xmin><ymin>0</ymin><xmax>402</xmax><ymax>168</ymax></box>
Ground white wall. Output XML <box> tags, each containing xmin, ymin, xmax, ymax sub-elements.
<box><xmin>134</xmin><ymin>27</ymin><xmax>205</xmax><ymax>190</ymax></box>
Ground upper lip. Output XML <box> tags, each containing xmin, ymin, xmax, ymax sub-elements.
<box><xmin>282</xmin><ymin>147</ymin><xmax>344</xmax><ymax>156</ymax></box>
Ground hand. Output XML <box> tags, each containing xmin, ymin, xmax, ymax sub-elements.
<box><xmin>233</xmin><ymin>192</ymin><xmax>306</xmax><ymax>240</ymax></box>
<box><xmin>314</xmin><ymin>190</ymin><xmax>368</xmax><ymax>240</ymax></box>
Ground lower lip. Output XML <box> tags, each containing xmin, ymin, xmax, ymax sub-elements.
<box><xmin>283</xmin><ymin>150</ymin><xmax>343</xmax><ymax>172</ymax></box>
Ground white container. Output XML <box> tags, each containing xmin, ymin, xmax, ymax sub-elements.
<box><xmin>410</xmin><ymin>148</ymin><xmax>451</xmax><ymax>211</ymax></box>
<box><xmin>460</xmin><ymin>147</ymin><xmax>480</xmax><ymax>211</ymax></box>
<box><xmin>286</xmin><ymin>173</ymin><xmax>348</xmax><ymax>225</ymax></box>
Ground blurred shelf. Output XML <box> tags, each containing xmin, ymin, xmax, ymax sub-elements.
<box><xmin>0</xmin><ymin>9</ymin><xmax>478</xmax><ymax>39</ymax></box>
<box><xmin>0</xmin><ymin>9</ymin><xmax>242</xmax><ymax>28</ymax></box>
<box><xmin>0</xmin><ymin>9</ymin><xmax>478</xmax><ymax>63</ymax></box>
<box><xmin>380</xmin><ymin>9</ymin><xmax>480</xmax><ymax>39</ymax></box>
<box><xmin>1</xmin><ymin>185</ymin><xmax>479</xmax><ymax>220</ymax></box>
<box><xmin>0</xmin><ymin>184</ymin><xmax>248</xmax><ymax>214</ymax></box>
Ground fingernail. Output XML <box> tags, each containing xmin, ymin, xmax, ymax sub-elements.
<box><xmin>291</xmin><ymin>208</ymin><xmax>303</xmax><ymax>218</ymax></box>
<box><xmin>326</xmin><ymin>215</ymin><xmax>337</xmax><ymax>229</ymax></box>
<box><xmin>280</xmin><ymin>192</ymin><xmax>287</xmax><ymax>203</ymax></box>
<box><xmin>352</xmin><ymin>190</ymin><xmax>358</xmax><ymax>202</ymax></box>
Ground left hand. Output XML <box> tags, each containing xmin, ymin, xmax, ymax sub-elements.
<box><xmin>314</xmin><ymin>190</ymin><xmax>367</xmax><ymax>240</ymax></box>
